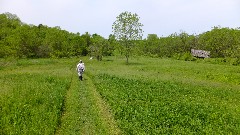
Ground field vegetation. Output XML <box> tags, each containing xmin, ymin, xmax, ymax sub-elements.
<box><xmin>0</xmin><ymin>57</ymin><xmax>239</xmax><ymax>134</ymax></box>
<box><xmin>89</xmin><ymin>57</ymin><xmax>240</xmax><ymax>134</ymax></box>
<box><xmin>0</xmin><ymin>59</ymin><xmax>72</xmax><ymax>134</ymax></box>
<box><xmin>1</xmin><ymin>11</ymin><xmax>240</xmax><ymax>134</ymax></box>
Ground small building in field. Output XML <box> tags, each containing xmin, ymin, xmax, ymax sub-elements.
<box><xmin>191</xmin><ymin>49</ymin><xmax>210</xmax><ymax>58</ymax></box>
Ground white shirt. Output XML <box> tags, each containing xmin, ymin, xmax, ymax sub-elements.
<box><xmin>76</xmin><ymin>63</ymin><xmax>85</xmax><ymax>72</ymax></box>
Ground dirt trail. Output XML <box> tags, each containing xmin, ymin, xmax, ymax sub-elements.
<box><xmin>56</xmin><ymin>73</ymin><xmax>121</xmax><ymax>135</ymax></box>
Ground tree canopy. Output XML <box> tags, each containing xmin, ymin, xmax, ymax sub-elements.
<box><xmin>112</xmin><ymin>11</ymin><xmax>143</xmax><ymax>63</ymax></box>
<box><xmin>0</xmin><ymin>12</ymin><xmax>240</xmax><ymax>65</ymax></box>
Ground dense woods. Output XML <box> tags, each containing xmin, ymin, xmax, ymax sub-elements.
<box><xmin>1</xmin><ymin>12</ymin><xmax>240</xmax><ymax>64</ymax></box>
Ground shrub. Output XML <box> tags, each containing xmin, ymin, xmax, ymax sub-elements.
<box><xmin>229</xmin><ymin>58</ymin><xmax>240</xmax><ymax>66</ymax></box>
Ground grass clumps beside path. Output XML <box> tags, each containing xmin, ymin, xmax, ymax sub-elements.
<box><xmin>1</xmin><ymin>57</ymin><xmax>240</xmax><ymax>134</ymax></box>
<box><xmin>1</xmin><ymin>58</ymin><xmax>121</xmax><ymax>135</ymax></box>
<box><xmin>91</xmin><ymin>73</ymin><xmax>240</xmax><ymax>134</ymax></box>
<box><xmin>56</xmin><ymin>73</ymin><xmax>121</xmax><ymax>135</ymax></box>
<box><xmin>0</xmin><ymin>73</ymin><xmax>70</xmax><ymax>134</ymax></box>
<box><xmin>0</xmin><ymin>59</ymin><xmax>73</xmax><ymax>134</ymax></box>
<box><xmin>87</xmin><ymin>57</ymin><xmax>240</xmax><ymax>134</ymax></box>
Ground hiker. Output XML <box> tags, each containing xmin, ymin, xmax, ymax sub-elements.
<box><xmin>76</xmin><ymin>60</ymin><xmax>85</xmax><ymax>80</ymax></box>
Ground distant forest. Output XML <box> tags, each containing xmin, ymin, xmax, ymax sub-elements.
<box><xmin>1</xmin><ymin>12</ymin><xmax>240</xmax><ymax>63</ymax></box>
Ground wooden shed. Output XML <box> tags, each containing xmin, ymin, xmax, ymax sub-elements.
<box><xmin>191</xmin><ymin>49</ymin><xmax>210</xmax><ymax>58</ymax></box>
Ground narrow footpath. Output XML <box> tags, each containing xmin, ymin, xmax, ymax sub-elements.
<box><xmin>56</xmin><ymin>72</ymin><xmax>121</xmax><ymax>135</ymax></box>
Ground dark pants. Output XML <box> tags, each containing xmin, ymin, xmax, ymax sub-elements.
<box><xmin>79</xmin><ymin>75</ymin><xmax>82</xmax><ymax>81</ymax></box>
<box><xmin>78</xmin><ymin>69</ymin><xmax>84</xmax><ymax>81</ymax></box>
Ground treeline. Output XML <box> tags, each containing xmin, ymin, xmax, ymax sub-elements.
<box><xmin>1</xmin><ymin>12</ymin><xmax>240</xmax><ymax>62</ymax></box>
<box><xmin>141</xmin><ymin>27</ymin><xmax>240</xmax><ymax>59</ymax></box>
<box><xmin>0</xmin><ymin>12</ymin><xmax>114</xmax><ymax>59</ymax></box>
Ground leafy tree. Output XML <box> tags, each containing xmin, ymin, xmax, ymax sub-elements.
<box><xmin>89</xmin><ymin>34</ymin><xmax>102</xmax><ymax>60</ymax></box>
<box><xmin>198</xmin><ymin>27</ymin><xmax>239</xmax><ymax>58</ymax></box>
<box><xmin>106</xmin><ymin>34</ymin><xmax>117</xmax><ymax>56</ymax></box>
<box><xmin>0</xmin><ymin>13</ymin><xmax>22</xmax><ymax>57</ymax></box>
<box><xmin>146</xmin><ymin>34</ymin><xmax>159</xmax><ymax>56</ymax></box>
<box><xmin>112</xmin><ymin>11</ymin><xmax>143</xmax><ymax>63</ymax></box>
<box><xmin>68</xmin><ymin>33</ymin><xmax>83</xmax><ymax>57</ymax></box>
<box><xmin>1</xmin><ymin>12</ymin><xmax>240</xmax><ymax>62</ymax></box>
<box><xmin>108</xmin><ymin>34</ymin><xmax>123</xmax><ymax>56</ymax></box>
<box><xmin>80</xmin><ymin>32</ymin><xmax>91</xmax><ymax>56</ymax></box>
<box><xmin>36</xmin><ymin>24</ymin><xmax>51</xmax><ymax>58</ymax></box>
<box><xmin>178</xmin><ymin>31</ymin><xmax>191</xmax><ymax>53</ymax></box>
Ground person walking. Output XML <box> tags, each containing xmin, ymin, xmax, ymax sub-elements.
<box><xmin>76</xmin><ymin>60</ymin><xmax>85</xmax><ymax>80</ymax></box>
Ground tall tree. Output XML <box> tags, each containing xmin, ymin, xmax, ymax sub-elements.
<box><xmin>146</xmin><ymin>34</ymin><xmax>159</xmax><ymax>55</ymax></box>
<box><xmin>0</xmin><ymin>13</ymin><xmax>22</xmax><ymax>57</ymax></box>
<box><xmin>112</xmin><ymin>11</ymin><xmax>143</xmax><ymax>63</ymax></box>
<box><xmin>89</xmin><ymin>34</ymin><xmax>106</xmax><ymax>61</ymax></box>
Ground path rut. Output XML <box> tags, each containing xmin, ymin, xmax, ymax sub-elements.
<box><xmin>56</xmin><ymin>72</ymin><xmax>121</xmax><ymax>135</ymax></box>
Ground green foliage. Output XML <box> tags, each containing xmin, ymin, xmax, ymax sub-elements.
<box><xmin>0</xmin><ymin>58</ymin><xmax>74</xmax><ymax>134</ymax></box>
<box><xmin>89</xmin><ymin>34</ymin><xmax>112</xmax><ymax>61</ymax></box>
<box><xmin>92</xmin><ymin>74</ymin><xmax>240</xmax><ymax>134</ymax></box>
<box><xmin>0</xmin><ymin>73</ymin><xmax>70</xmax><ymax>134</ymax></box>
<box><xmin>1</xmin><ymin>57</ymin><xmax>240</xmax><ymax>134</ymax></box>
<box><xmin>182</xmin><ymin>52</ymin><xmax>197</xmax><ymax>61</ymax></box>
<box><xmin>1</xmin><ymin>12</ymin><xmax>240</xmax><ymax>62</ymax></box>
<box><xmin>112</xmin><ymin>11</ymin><xmax>144</xmax><ymax>63</ymax></box>
<box><xmin>229</xmin><ymin>58</ymin><xmax>240</xmax><ymax>66</ymax></box>
<box><xmin>173</xmin><ymin>52</ymin><xmax>197</xmax><ymax>61</ymax></box>
<box><xmin>138</xmin><ymin>27</ymin><xmax>240</xmax><ymax>61</ymax></box>
<box><xmin>145</xmin><ymin>34</ymin><xmax>160</xmax><ymax>55</ymax></box>
<box><xmin>0</xmin><ymin>13</ymin><xmax>22</xmax><ymax>58</ymax></box>
<box><xmin>203</xmin><ymin>57</ymin><xmax>240</xmax><ymax>66</ymax></box>
<box><xmin>88</xmin><ymin>57</ymin><xmax>240</xmax><ymax>134</ymax></box>
<box><xmin>0</xmin><ymin>58</ymin><xmax>121</xmax><ymax>134</ymax></box>
<box><xmin>0</xmin><ymin>13</ymin><xmax>115</xmax><ymax>59</ymax></box>
<box><xmin>198</xmin><ymin>26</ymin><xmax>240</xmax><ymax>58</ymax></box>
<box><xmin>57</xmin><ymin>76</ymin><xmax>110</xmax><ymax>134</ymax></box>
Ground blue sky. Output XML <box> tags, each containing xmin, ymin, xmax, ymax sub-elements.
<box><xmin>1</xmin><ymin>0</ymin><xmax>239</xmax><ymax>38</ymax></box>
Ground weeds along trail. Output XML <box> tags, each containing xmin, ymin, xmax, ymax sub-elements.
<box><xmin>56</xmin><ymin>71</ymin><xmax>121</xmax><ymax>135</ymax></box>
<box><xmin>84</xmin><ymin>74</ymin><xmax>121</xmax><ymax>135</ymax></box>
<box><xmin>0</xmin><ymin>67</ymin><xmax>71</xmax><ymax>134</ymax></box>
<box><xmin>0</xmin><ymin>58</ymin><xmax>120</xmax><ymax>134</ymax></box>
<box><xmin>91</xmin><ymin>73</ymin><xmax>240</xmax><ymax>134</ymax></box>
<box><xmin>2</xmin><ymin>57</ymin><xmax>239</xmax><ymax>134</ymax></box>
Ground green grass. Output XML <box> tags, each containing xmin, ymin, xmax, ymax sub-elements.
<box><xmin>56</xmin><ymin>74</ymin><xmax>120</xmax><ymax>135</ymax></box>
<box><xmin>0</xmin><ymin>73</ymin><xmax>70</xmax><ymax>134</ymax></box>
<box><xmin>0</xmin><ymin>57</ymin><xmax>240</xmax><ymax>134</ymax></box>
<box><xmin>92</xmin><ymin>74</ymin><xmax>240</xmax><ymax>134</ymax></box>
<box><xmin>0</xmin><ymin>58</ymin><xmax>120</xmax><ymax>134</ymax></box>
<box><xmin>87</xmin><ymin>57</ymin><xmax>240</xmax><ymax>134</ymax></box>
<box><xmin>0</xmin><ymin>59</ymin><xmax>72</xmax><ymax>134</ymax></box>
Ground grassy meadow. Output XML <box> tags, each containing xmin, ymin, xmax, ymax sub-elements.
<box><xmin>0</xmin><ymin>59</ymin><xmax>73</xmax><ymax>134</ymax></box>
<box><xmin>0</xmin><ymin>57</ymin><xmax>240</xmax><ymax>134</ymax></box>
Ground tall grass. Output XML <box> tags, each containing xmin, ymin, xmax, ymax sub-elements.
<box><xmin>92</xmin><ymin>74</ymin><xmax>240</xmax><ymax>134</ymax></box>
<box><xmin>0</xmin><ymin>59</ymin><xmax>72</xmax><ymax>134</ymax></box>
<box><xmin>88</xmin><ymin>57</ymin><xmax>240</xmax><ymax>134</ymax></box>
<box><xmin>1</xmin><ymin>57</ymin><xmax>239</xmax><ymax>134</ymax></box>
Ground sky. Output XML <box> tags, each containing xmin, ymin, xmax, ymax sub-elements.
<box><xmin>0</xmin><ymin>0</ymin><xmax>239</xmax><ymax>38</ymax></box>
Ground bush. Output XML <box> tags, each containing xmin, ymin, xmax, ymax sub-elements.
<box><xmin>172</xmin><ymin>53</ymin><xmax>181</xmax><ymax>60</ymax></box>
<box><xmin>229</xmin><ymin>58</ymin><xmax>240</xmax><ymax>66</ymax></box>
<box><xmin>203</xmin><ymin>58</ymin><xmax>226</xmax><ymax>64</ymax></box>
<box><xmin>172</xmin><ymin>53</ymin><xmax>196</xmax><ymax>61</ymax></box>
<box><xmin>181</xmin><ymin>52</ymin><xmax>197</xmax><ymax>61</ymax></box>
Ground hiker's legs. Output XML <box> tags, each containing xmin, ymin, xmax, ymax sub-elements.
<box><xmin>78</xmin><ymin>71</ymin><xmax>83</xmax><ymax>81</ymax></box>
